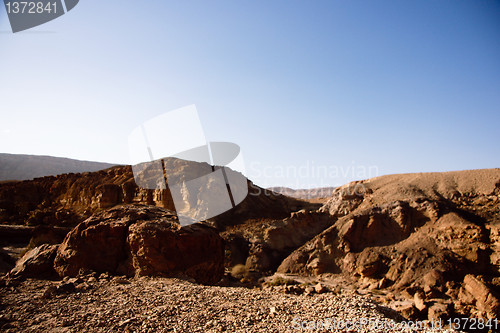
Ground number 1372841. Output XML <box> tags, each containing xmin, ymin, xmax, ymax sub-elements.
<box><xmin>5</xmin><ymin>2</ymin><xmax>57</xmax><ymax>14</ymax></box>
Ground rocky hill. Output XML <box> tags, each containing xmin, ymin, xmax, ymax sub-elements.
<box><xmin>277</xmin><ymin>169</ymin><xmax>500</xmax><ymax>320</ymax></box>
<box><xmin>0</xmin><ymin>162</ymin><xmax>310</xmax><ymax>228</ymax></box>
<box><xmin>0</xmin><ymin>153</ymin><xmax>116</xmax><ymax>181</ymax></box>
<box><xmin>1</xmin><ymin>167</ymin><xmax>499</xmax><ymax>331</ymax></box>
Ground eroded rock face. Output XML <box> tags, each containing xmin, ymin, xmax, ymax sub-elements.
<box><xmin>263</xmin><ymin>210</ymin><xmax>332</xmax><ymax>252</ymax></box>
<box><xmin>463</xmin><ymin>274</ymin><xmax>500</xmax><ymax>319</ymax></box>
<box><xmin>127</xmin><ymin>221</ymin><xmax>224</xmax><ymax>284</ymax></box>
<box><xmin>54</xmin><ymin>215</ymin><xmax>130</xmax><ymax>277</ymax></box>
<box><xmin>278</xmin><ymin>169</ymin><xmax>500</xmax><ymax>320</ymax></box>
<box><xmin>222</xmin><ymin>210</ymin><xmax>334</xmax><ymax>274</ymax></box>
<box><xmin>54</xmin><ymin>205</ymin><xmax>224</xmax><ymax>285</ymax></box>
<box><xmin>0</xmin><ymin>162</ymin><xmax>309</xmax><ymax>230</ymax></box>
<box><xmin>0</xmin><ymin>166</ymin><xmax>175</xmax><ymax>227</ymax></box>
<box><xmin>277</xmin><ymin>198</ymin><xmax>440</xmax><ymax>277</ymax></box>
<box><xmin>319</xmin><ymin>182</ymin><xmax>367</xmax><ymax>217</ymax></box>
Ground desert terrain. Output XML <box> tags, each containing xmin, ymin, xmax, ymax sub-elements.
<box><xmin>0</xmin><ymin>162</ymin><xmax>499</xmax><ymax>332</ymax></box>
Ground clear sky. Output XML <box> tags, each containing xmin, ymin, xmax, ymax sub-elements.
<box><xmin>1</xmin><ymin>0</ymin><xmax>499</xmax><ymax>188</ymax></box>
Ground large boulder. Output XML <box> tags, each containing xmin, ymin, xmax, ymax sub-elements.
<box><xmin>54</xmin><ymin>213</ymin><xmax>130</xmax><ymax>277</ymax></box>
<box><xmin>10</xmin><ymin>244</ymin><xmax>59</xmax><ymax>279</ymax></box>
<box><xmin>127</xmin><ymin>221</ymin><xmax>224</xmax><ymax>284</ymax></box>
<box><xmin>54</xmin><ymin>205</ymin><xmax>224</xmax><ymax>284</ymax></box>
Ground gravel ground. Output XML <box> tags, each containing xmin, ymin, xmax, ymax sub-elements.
<box><xmin>0</xmin><ymin>276</ymin><xmax>458</xmax><ymax>333</ymax></box>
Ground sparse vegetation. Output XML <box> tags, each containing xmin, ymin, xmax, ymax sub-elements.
<box><xmin>267</xmin><ymin>276</ymin><xmax>297</xmax><ymax>286</ymax></box>
<box><xmin>230</xmin><ymin>264</ymin><xmax>248</xmax><ymax>279</ymax></box>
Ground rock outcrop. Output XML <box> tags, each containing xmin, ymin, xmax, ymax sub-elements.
<box><xmin>9</xmin><ymin>244</ymin><xmax>59</xmax><ymax>279</ymax></box>
<box><xmin>54</xmin><ymin>205</ymin><xmax>224</xmax><ymax>284</ymax></box>
<box><xmin>221</xmin><ymin>209</ymin><xmax>333</xmax><ymax>275</ymax></box>
<box><xmin>462</xmin><ymin>274</ymin><xmax>500</xmax><ymax>319</ymax></box>
<box><xmin>0</xmin><ymin>166</ymin><xmax>175</xmax><ymax>227</ymax></box>
<box><xmin>0</xmin><ymin>161</ymin><xmax>309</xmax><ymax>230</ymax></box>
<box><xmin>278</xmin><ymin>169</ymin><xmax>500</xmax><ymax>320</ymax></box>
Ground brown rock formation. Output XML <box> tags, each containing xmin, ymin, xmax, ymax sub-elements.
<box><xmin>127</xmin><ymin>221</ymin><xmax>224</xmax><ymax>284</ymax></box>
<box><xmin>0</xmin><ymin>161</ymin><xmax>309</xmax><ymax>230</ymax></box>
<box><xmin>221</xmin><ymin>209</ymin><xmax>333</xmax><ymax>275</ymax></box>
<box><xmin>0</xmin><ymin>166</ymin><xmax>175</xmax><ymax>227</ymax></box>
<box><xmin>277</xmin><ymin>168</ymin><xmax>500</xmax><ymax>320</ymax></box>
<box><xmin>53</xmin><ymin>205</ymin><xmax>224</xmax><ymax>284</ymax></box>
<box><xmin>463</xmin><ymin>274</ymin><xmax>500</xmax><ymax>319</ymax></box>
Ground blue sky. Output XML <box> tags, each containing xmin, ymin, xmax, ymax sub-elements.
<box><xmin>1</xmin><ymin>0</ymin><xmax>499</xmax><ymax>188</ymax></box>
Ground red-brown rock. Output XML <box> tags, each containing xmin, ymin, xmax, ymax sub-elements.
<box><xmin>463</xmin><ymin>274</ymin><xmax>500</xmax><ymax>319</ymax></box>
<box><xmin>127</xmin><ymin>220</ymin><xmax>224</xmax><ymax>284</ymax></box>
<box><xmin>53</xmin><ymin>205</ymin><xmax>224</xmax><ymax>284</ymax></box>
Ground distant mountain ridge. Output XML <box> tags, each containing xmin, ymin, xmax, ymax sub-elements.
<box><xmin>0</xmin><ymin>153</ymin><xmax>117</xmax><ymax>181</ymax></box>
